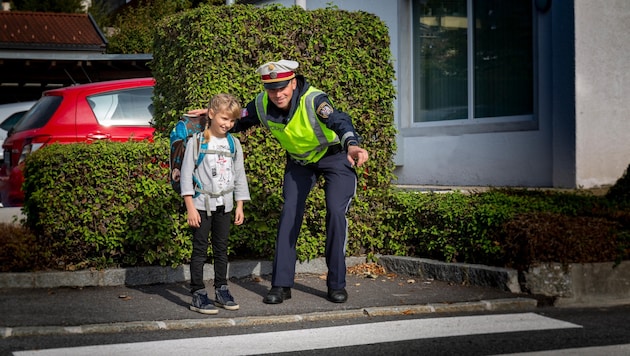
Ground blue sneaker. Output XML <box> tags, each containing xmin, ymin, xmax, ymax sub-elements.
<box><xmin>190</xmin><ymin>290</ymin><xmax>219</xmax><ymax>314</ymax></box>
<box><xmin>215</xmin><ymin>285</ymin><xmax>239</xmax><ymax>310</ymax></box>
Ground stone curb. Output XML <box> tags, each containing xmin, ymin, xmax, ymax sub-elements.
<box><xmin>378</xmin><ymin>256</ymin><xmax>521</xmax><ymax>293</ymax></box>
<box><xmin>0</xmin><ymin>298</ymin><xmax>537</xmax><ymax>338</ymax></box>
<box><xmin>0</xmin><ymin>257</ymin><xmax>367</xmax><ymax>289</ymax></box>
<box><xmin>3</xmin><ymin>255</ymin><xmax>628</xmax><ymax>308</ymax></box>
<box><xmin>0</xmin><ymin>256</ymin><xmax>515</xmax><ymax>291</ymax></box>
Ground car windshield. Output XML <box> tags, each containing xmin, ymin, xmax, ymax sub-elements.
<box><xmin>10</xmin><ymin>96</ymin><xmax>63</xmax><ymax>134</ymax></box>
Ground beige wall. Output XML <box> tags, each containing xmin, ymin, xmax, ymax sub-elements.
<box><xmin>575</xmin><ymin>0</ymin><xmax>630</xmax><ymax>188</ymax></box>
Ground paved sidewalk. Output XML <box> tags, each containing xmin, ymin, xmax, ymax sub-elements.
<box><xmin>0</xmin><ymin>257</ymin><xmax>537</xmax><ymax>338</ymax></box>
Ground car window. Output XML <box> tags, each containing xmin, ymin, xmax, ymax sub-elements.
<box><xmin>10</xmin><ymin>96</ymin><xmax>63</xmax><ymax>134</ymax></box>
<box><xmin>88</xmin><ymin>87</ymin><xmax>153</xmax><ymax>127</ymax></box>
<box><xmin>0</xmin><ymin>111</ymin><xmax>26</xmax><ymax>131</ymax></box>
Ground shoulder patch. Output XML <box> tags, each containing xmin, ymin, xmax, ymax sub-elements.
<box><xmin>241</xmin><ymin>108</ymin><xmax>248</xmax><ymax>118</ymax></box>
<box><xmin>316</xmin><ymin>102</ymin><xmax>334</xmax><ymax>119</ymax></box>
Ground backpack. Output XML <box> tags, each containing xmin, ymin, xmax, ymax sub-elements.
<box><xmin>169</xmin><ymin>113</ymin><xmax>235</xmax><ymax>197</ymax></box>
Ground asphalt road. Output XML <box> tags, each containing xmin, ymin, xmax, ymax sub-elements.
<box><xmin>3</xmin><ymin>306</ymin><xmax>630</xmax><ymax>356</ymax></box>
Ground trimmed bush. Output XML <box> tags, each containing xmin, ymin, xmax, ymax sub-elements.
<box><xmin>150</xmin><ymin>4</ymin><xmax>398</xmax><ymax>261</ymax></box>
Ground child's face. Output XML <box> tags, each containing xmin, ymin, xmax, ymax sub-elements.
<box><xmin>209</xmin><ymin>108</ymin><xmax>237</xmax><ymax>137</ymax></box>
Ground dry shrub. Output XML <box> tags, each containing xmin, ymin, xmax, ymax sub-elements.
<box><xmin>0</xmin><ymin>223</ymin><xmax>50</xmax><ymax>272</ymax></box>
<box><xmin>501</xmin><ymin>212</ymin><xmax>622</xmax><ymax>270</ymax></box>
<box><xmin>606</xmin><ymin>163</ymin><xmax>630</xmax><ymax>208</ymax></box>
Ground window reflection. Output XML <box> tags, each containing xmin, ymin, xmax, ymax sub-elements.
<box><xmin>413</xmin><ymin>0</ymin><xmax>533</xmax><ymax>123</ymax></box>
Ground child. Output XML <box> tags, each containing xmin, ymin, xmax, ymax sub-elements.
<box><xmin>180</xmin><ymin>93</ymin><xmax>250</xmax><ymax>314</ymax></box>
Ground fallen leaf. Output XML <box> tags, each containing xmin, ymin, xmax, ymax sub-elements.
<box><xmin>347</xmin><ymin>262</ymin><xmax>387</xmax><ymax>276</ymax></box>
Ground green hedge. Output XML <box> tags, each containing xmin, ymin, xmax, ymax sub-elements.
<box><xmin>22</xmin><ymin>139</ymin><xmax>191</xmax><ymax>269</ymax></box>
<box><xmin>15</xmin><ymin>140</ymin><xmax>630</xmax><ymax>271</ymax></box>
<box><xmin>15</xmin><ymin>4</ymin><xmax>399</xmax><ymax>270</ymax></box>
<box><xmin>150</xmin><ymin>4</ymin><xmax>398</xmax><ymax>261</ymax></box>
<box><xmin>385</xmin><ymin>188</ymin><xmax>630</xmax><ymax>269</ymax></box>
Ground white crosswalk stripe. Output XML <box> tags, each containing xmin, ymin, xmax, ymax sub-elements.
<box><xmin>13</xmin><ymin>313</ymin><xmax>583</xmax><ymax>356</ymax></box>
<box><xmin>493</xmin><ymin>344</ymin><xmax>630</xmax><ymax>356</ymax></box>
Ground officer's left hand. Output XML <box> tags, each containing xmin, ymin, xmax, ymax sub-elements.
<box><xmin>187</xmin><ymin>108</ymin><xmax>208</xmax><ymax>116</ymax></box>
<box><xmin>347</xmin><ymin>145</ymin><xmax>369</xmax><ymax>167</ymax></box>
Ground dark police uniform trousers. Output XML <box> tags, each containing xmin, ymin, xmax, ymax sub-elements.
<box><xmin>272</xmin><ymin>145</ymin><xmax>357</xmax><ymax>290</ymax></box>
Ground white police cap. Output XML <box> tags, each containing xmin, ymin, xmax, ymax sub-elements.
<box><xmin>256</xmin><ymin>59</ymin><xmax>299</xmax><ymax>89</ymax></box>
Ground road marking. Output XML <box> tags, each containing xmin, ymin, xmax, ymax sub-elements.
<box><xmin>493</xmin><ymin>344</ymin><xmax>630</xmax><ymax>355</ymax></box>
<box><xmin>13</xmin><ymin>313</ymin><xmax>580</xmax><ymax>356</ymax></box>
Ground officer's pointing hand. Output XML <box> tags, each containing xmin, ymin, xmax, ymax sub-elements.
<box><xmin>347</xmin><ymin>145</ymin><xmax>369</xmax><ymax>167</ymax></box>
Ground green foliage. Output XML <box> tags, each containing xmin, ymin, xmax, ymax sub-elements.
<box><xmin>606</xmin><ymin>163</ymin><xmax>630</xmax><ymax>209</ymax></box>
<box><xmin>151</xmin><ymin>4</ymin><xmax>397</xmax><ymax>262</ymax></box>
<box><xmin>11</xmin><ymin>0</ymin><xmax>84</xmax><ymax>12</ymax></box>
<box><xmin>4</xmin><ymin>4</ymin><xmax>398</xmax><ymax>272</ymax></box>
<box><xmin>88</xmin><ymin>0</ymin><xmax>115</xmax><ymax>30</ymax></box>
<box><xmin>11</xmin><ymin>143</ymin><xmax>630</xmax><ymax>271</ymax></box>
<box><xmin>383</xmin><ymin>188</ymin><xmax>629</xmax><ymax>269</ymax></box>
<box><xmin>106</xmin><ymin>0</ymin><xmax>194</xmax><ymax>54</ymax></box>
<box><xmin>21</xmin><ymin>139</ymin><xmax>191</xmax><ymax>269</ymax></box>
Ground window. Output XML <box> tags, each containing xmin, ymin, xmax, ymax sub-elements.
<box><xmin>88</xmin><ymin>87</ymin><xmax>153</xmax><ymax>127</ymax></box>
<box><xmin>413</xmin><ymin>0</ymin><xmax>533</xmax><ymax>123</ymax></box>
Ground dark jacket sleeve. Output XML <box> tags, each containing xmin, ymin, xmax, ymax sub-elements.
<box><xmin>313</xmin><ymin>94</ymin><xmax>360</xmax><ymax>149</ymax></box>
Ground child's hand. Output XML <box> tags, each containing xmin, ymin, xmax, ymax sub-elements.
<box><xmin>187</xmin><ymin>209</ymin><xmax>201</xmax><ymax>228</ymax></box>
<box><xmin>234</xmin><ymin>206</ymin><xmax>244</xmax><ymax>225</ymax></box>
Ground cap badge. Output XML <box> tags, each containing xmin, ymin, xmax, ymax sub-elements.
<box><xmin>270</xmin><ymin>71</ymin><xmax>277</xmax><ymax>79</ymax></box>
<box><xmin>268</xmin><ymin>64</ymin><xmax>275</xmax><ymax>70</ymax></box>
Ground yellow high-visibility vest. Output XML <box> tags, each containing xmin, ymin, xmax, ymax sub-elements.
<box><xmin>255</xmin><ymin>87</ymin><xmax>340</xmax><ymax>164</ymax></box>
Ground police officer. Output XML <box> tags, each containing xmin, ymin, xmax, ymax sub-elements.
<box><xmin>191</xmin><ymin>59</ymin><xmax>368</xmax><ymax>303</ymax></box>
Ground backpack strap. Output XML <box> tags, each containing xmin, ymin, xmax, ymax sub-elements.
<box><xmin>227</xmin><ymin>133</ymin><xmax>235</xmax><ymax>157</ymax></box>
<box><xmin>190</xmin><ymin>133</ymin><xmax>205</xmax><ymax>199</ymax></box>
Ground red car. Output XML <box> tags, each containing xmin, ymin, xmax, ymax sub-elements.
<box><xmin>0</xmin><ymin>78</ymin><xmax>156</xmax><ymax>207</ymax></box>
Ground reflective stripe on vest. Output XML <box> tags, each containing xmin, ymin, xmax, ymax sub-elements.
<box><xmin>255</xmin><ymin>87</ymin><xmax>340</xmax><ymax>164</ymax></box>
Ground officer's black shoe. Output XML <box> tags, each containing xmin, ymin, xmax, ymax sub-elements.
<box><xmin>263</xmin><ymin>287</ymin><xmax>291</xmax><ymax>304</ymax></box>
<box><xmin>327</xmin><ymin>288</ymin><xmax>348</xmax><ymax>303</ymax></box>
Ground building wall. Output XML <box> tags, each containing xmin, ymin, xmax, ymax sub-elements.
<box><xmin>574</xmin><ymin>0</ymin><xmax>630</xmax><ymax>188</ymax></box>
<box><xmin>256</xmin><ymin>0</ymin><xmax>630</xmax><ymax>189</ymax></box>
<box><xmin>394</xmin><ymin>0</ymin><xmax>556</xmax><ymax>188</ymax></box>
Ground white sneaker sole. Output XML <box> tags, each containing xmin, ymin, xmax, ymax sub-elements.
<box><xmin>190</xmin><ymin>305</ymin><xmax>219</xmax><ymax>314</ymax></box>
<box><xmin>215</xmin><ymin>302</ymin><xmax>240</xmax><ymax>311</ymax></box>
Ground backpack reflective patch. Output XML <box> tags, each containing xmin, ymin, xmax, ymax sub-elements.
<box><xmin>169</xmin><ymin>114</ymin><xmax>205</xmax><ymax>194</ymax></box>
<box><xmin>168</xmin><ymin>113</ymin><xmax>236</xmax><ymax>196</ymax></box>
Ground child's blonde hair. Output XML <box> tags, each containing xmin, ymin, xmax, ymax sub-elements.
<box><xmin>204</xmin><ymin>93</ymin><xmax>242</xmax><ymax>140</ymax></box>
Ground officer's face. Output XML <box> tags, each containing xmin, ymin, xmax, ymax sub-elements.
<box><xmin>266</xmin><ymin>79</ymin><xmax>297</xmax><ymax>111</ymax></box>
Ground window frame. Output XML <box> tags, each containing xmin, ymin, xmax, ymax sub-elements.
<box><xmin>407</xmin><ymin>0</ymin><xmax>539</xmax><ymax>137</ymax></box>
